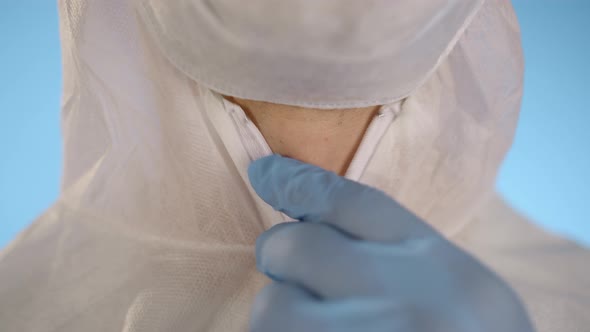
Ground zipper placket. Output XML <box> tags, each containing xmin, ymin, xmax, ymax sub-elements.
<box><xmin>222</xmin><ymin>98</ymin><xmax>401</xmax><ymax>223</ymax></box>
<box><xmin>224</xmin><ymin>99</ymin><xmax>401</xmax><ymax>181</ymax></box>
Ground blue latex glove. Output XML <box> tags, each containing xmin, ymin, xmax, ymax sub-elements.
<box><xmin>248</xmin><ymin>155</ymin><xmax>535</xmax><ymax>332</ymax></box>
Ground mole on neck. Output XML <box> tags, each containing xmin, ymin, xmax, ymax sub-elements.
<box><xmin>225</xmin><ymin>96</ymin><xmax>380</xmax><ymax>176</ymax></box>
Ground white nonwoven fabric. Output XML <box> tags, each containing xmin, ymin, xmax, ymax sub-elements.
<box><xmin>1</xmin><ymin>0</ymin><xmax>589</xmax><ymax>331</ymax></box>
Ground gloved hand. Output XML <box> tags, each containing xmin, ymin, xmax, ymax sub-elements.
<box><xmin>248</xmin><ymin>155</ymin><xmax>535</xmax><ymax>332</ymax></box>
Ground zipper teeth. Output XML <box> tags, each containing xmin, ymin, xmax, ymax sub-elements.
<box><xmin>226</xmin><ymin>104</ymin><xmax>273</xmax><ymax>161</ymax></box>
<box><xmin>235</xmin><ymin>112</ymin><xmax>295</xmax><ymax>223</ymax></box>
<box><xmin>344</xmin><ymin>103</ymin><xmax>399</xmax><ymax>181</ymax></box>
<box><xmin>244</xmin><ymin>118</ymin><xmax>273</xmax><ymax>159</ymax></box>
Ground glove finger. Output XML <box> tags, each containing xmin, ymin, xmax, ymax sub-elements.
<box><xmin>303</xmin><ymin>299</ymin><xmax>413</xmax><ymax>332</ymax></box>
<box><xmin>249</xmin><ymin>281</ymin><xmax>317</xmax><ymax>332</ymax></box>
<box><xmin>256</xmin><ymin>222</ymin><xmax>382</xmax><ymax>299</ymax></box>
<box><xmin>248</xmin><ymin>154</ymin><xmax>435</xmax><ymax>242</ymax></box>
<box><xmin>250</xmin><ymin>282</ymin><xmax>412</xmax><ymax>332</ymax></box>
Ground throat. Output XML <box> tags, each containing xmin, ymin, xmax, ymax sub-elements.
<box><xmin>225</xmin><ymin>96</ymin><xmax>380</xmax><ymax>176</ymax></box>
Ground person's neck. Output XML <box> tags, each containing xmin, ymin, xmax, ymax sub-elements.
<box><xmin>225</xmin><ymin>96</ymin><xmax>380</xmax><ymax>176</ymax></box>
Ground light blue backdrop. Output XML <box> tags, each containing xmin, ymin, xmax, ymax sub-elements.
<box><xmin>1</xmin><ymin>1</ymin><xmax>589</xmax><ymax>247</ymax></box>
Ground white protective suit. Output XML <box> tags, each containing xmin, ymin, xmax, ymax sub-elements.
<box><xmin>1</xmin><ymin>0</ymin><xmax>589</xmax><ymax>331</ymax></box>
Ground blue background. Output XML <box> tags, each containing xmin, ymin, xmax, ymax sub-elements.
<box><xmin>1</xmin><ymin>1</ymin><xmax>589</xmax><ymax>247</ymax></box>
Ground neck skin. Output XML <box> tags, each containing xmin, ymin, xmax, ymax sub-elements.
<box><xmin>225</xmin><ymin>96</ymin><xmax>380</xmax><ymax>176</ymax></box>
